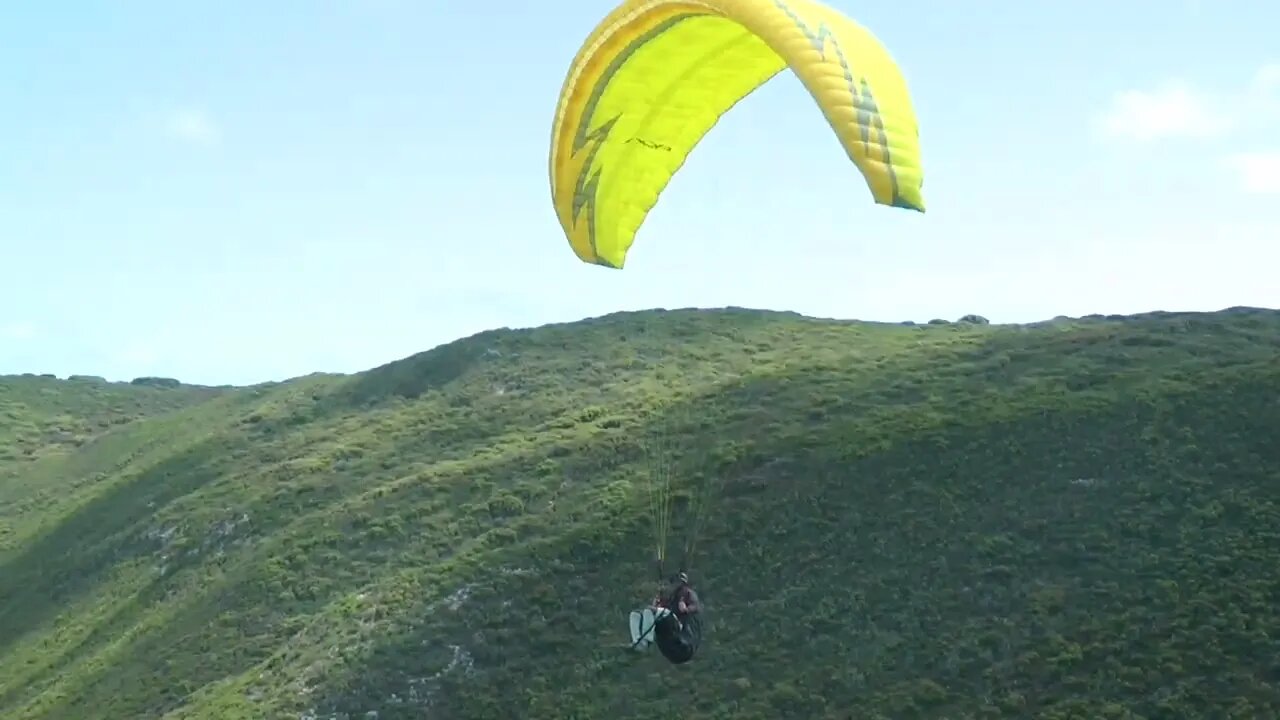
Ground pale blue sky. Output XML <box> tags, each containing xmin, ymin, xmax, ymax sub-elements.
<box><xmin>2</xmin><ymin>1</ymin><xmax>1277</xmax><ymax>385</ymax></box>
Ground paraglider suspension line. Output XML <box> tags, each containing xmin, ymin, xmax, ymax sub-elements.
<box><xmin>643</xmin><ymin>402</ymin><xmax>725</xmax><ymax>581</ymax></box>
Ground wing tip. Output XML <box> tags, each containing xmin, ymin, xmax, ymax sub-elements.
<box><xmin>889</xmin><ymin>194</ymin><xmax>926</xmax><ymax>213</ymax></box>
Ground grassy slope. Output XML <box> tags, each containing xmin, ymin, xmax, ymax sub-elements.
<box><xmin>1</xmin><ymin>308</ymin><xmax>1278</xmax><ymax>719</ymax></box>
<box><xmin>0</xmin><ymin>376</ymin><xmax>231</xmax><ymax>556</ymax></box>
<box><xmin>0</xmin><ymin>374</ymin><xmax>228</xmax><ymax>466</ymax></box>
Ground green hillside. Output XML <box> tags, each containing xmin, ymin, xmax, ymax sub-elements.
<box><xmin>0</xmin><ymin>375</ymin><xmax>232</xmax><ymax>557</ymax></box>
<box><xmin>0</xmin><ymin>374</ymin><xmax>228</xmax><ymax>466</ymax></box>
<box><xmin>2</xmin><ymin>307</ymin><xmax>1279</xmax><ymax>719</ymax></box>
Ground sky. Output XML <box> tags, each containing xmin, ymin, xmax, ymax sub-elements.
<box><xmin>1</xmin><ymin>1</ymin><xmax>1277</xmax><ymax>385</ymax></box>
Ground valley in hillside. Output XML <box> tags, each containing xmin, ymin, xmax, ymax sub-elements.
<box><xmin>2</xmin><ymin>306</ymin><xmax>1279</xmax><ymax>719</ymax></box>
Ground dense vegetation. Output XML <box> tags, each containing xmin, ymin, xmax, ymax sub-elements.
<box><xmin>0</xmin><ymin>376</ymin><xmax>229</xmax><ymax>557</ymax></box>
<box><xmin>1</xmin><ymin>307</ymin><xmax>1278</xmax><ymax>719</ymax></box>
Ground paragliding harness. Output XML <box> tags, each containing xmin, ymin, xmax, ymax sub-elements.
<box><xmin>653</xmin><ymin>590</ymin><xmax>701</xmax><ymax>663</ymax></box>
<box><xmin>631</xmin><ymin>565</ymin><xmax>702</xmax><ymax>664</ymax></box>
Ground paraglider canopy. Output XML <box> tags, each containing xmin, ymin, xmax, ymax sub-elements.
<box><xmin>549</xmin><ymin>0</ymin><xmax>927</xmax><ymax>269</ymax></box>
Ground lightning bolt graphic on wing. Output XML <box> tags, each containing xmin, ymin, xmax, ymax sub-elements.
<box><xmin>773</xmin><ymin>0</ymin><xmax>901</xmax><ymax>203</ymax></box>
<box><xmin>567</xmin><ymin>114</ymin><xmax>620</xmax><ymax>267</ymax></box>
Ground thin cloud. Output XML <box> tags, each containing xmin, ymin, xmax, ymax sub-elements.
<box><xmin>1094</xmin><ymin>63</ymin><xmax>1278</xmax><ymax>142</ymax></box>
<box><xmin>112</xmin><ymin>344</ymin><xmax>160</xmax><ymax>367</ymax></box>
<box><xmin>1254</xmin><ymin>63</ymin><xmax>1280</xmax><ymax>95</ymax></box>
<box><xmin>1224</xmin><ymin>151</ymin><xmax>1280</xmax><ymax>195</ymax></box>
<box><xmin>1094</xmin><ymin>81</ymin><xmax>1233</xmax><ymax>141</ymax></box>
<box><xmin>164</xmin><ymin>108</ymin><xmax>220</xmax><ymax>144</ymax></box>
<box><xmin>1</xmin><ymin>322</ymin><xmax>37</xmax><ymax>341</ymax></box>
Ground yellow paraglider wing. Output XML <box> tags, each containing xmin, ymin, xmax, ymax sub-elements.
<box><xmin>549</xmin><ymin>0</ymin><xmax>926</xmax><ymax>269</ymax></box>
